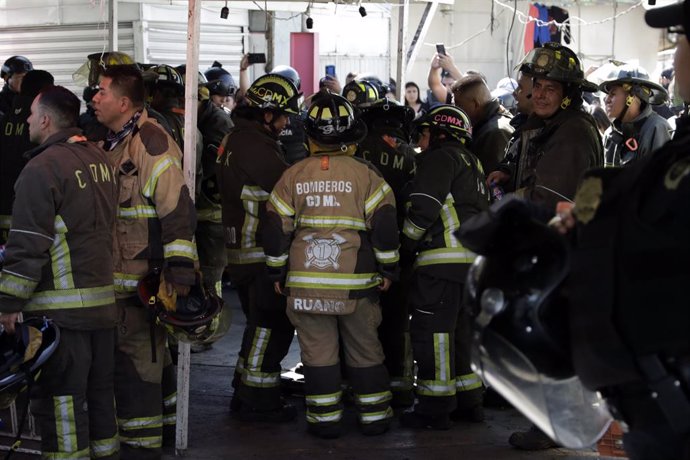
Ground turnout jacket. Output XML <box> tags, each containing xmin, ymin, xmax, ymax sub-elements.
<box><xmin>0</xmin><ymin>128</ymin><xmax>118</xmax><ymax>330</ymax></box>
<box><xmin>603</xmin><ymin>104</ymin><xmax>672</xmax><ymax>167</ymax></box>
<box><xmin>0</xmin><ymin>94</ymin><xmax>35</xmax><ymax>242</ymax></box>
<box><xmin>471</xmin><ymin>99</ymin><xmax>514</xmax><ymax>174</ymax></box>
<box><xmin>107</xmin><ymin>109</ymin><xmax>197</xmax><ymax>296</ymax></box>
<box><xmin>401</xmin><ymin>139</ymin><xmax>490</xmax><ymax>282</ymax></box>
<box><xmin>508</xmin><ymin>107</ymin><xmax>603</xmax><ymax>212</ymax></box>
<box><xmin>216</xmin><ymin>113</ymin><xmax>288</xmax><ymax>272</ymax></box>
<box><xmin>264</xmin><ymin>147</ymin><xmax>399</xmax><ymax>306</ymax></box>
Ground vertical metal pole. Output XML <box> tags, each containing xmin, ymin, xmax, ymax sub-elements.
<box><xmin>396</xmin><ymin>0</ymin><xmax>410</xmax><ymax>102</ymax></box>
<box><xmin>176</xmin><ymin>0</ymin><xmax>200</xmax><ymax>454</ymax></box>
<box><xmin>108</xmin><ymin>0</ymin><xmax>119</xmax><ymax>51</ymax></box>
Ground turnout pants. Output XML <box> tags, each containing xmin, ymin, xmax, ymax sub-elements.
<box><xmin>161</xmin><ymin>346</ymin><xmax>177</xmax><ymax>447</ymax></box>
<box><xmin>377</xmin><ymin>280</ymin><xmax>414</xmax><ymax>403</ymax></box>
<box><xmin>287</xmin><ymin>297</ymin><xmax>393</xmax><ymax>434</ymax></box>
<box><xmin>408</xmin><ymin>273</ymin><xmax>460</xmax><ymax>416</ymax></box>
<box><xmin>231</xmin><ymin>269</ymin><xmax>294</xmax><ymax>411</ymax></box>
<box><xmin>454</xmin><ymin>293</ymin><xmax>483</xmax><ymax>409</ymax></box>
<box><xmin>31</xmin><ymin>327</ymin><xmax>119</xmax><ymax>459</ymax></box>
<box><xmin>114</xmin><ymin>298</ymin><xmax>167</xmax><ymax>459</ymax></box>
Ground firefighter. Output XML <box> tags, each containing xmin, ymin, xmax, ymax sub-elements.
<box><xmin>599</xmin><ymin>64</ymin><xmax>672</xmax><ymax>167</ymax></box>
<box><xmin>400</xmin><ymin>105</ymin><xmax>490</xmax><ymax>430</ymax></box>
<box><xmin>0</xmin><ymin>85</ymin><xmax>119</xmax><ymax>459</ymax></box>
<box><xmin>271</xmin><ymin>65</ymin><xmax>308</xmax><ymax>165</ymax></box>
<box><xmin>0</xmin><ymin>69</ymin><xmax>54</xmax><ymax>244</ymax></box>
<box><xmin>216</xmin><ymin>73</ymin><xmax>299</xmax><ymax>422</ymax></box>
<box><xmin>353</xmin><ymin>95</ymin><xmax>417</xmax><ymax>407</ymax></box>
<box><xmin>263</xmin><ymin>91</ymin><xmax>399</xmax><ymax>438</ymax></box>
<box><xmin>91</xmin><ymin>64</ymin><xmax>197</xmax><ymax>459</ymax></box>
<box><xmin>0</xmin><ymin>56</ymin><xmax>33</xmax><ymax>116</ymax></box>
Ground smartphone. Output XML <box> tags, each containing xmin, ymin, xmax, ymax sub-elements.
<box><xmin>436</xmin><ymin>43</ymin><xmax>446</xmax><ymax>56</ymax></box>
<box><xmin>325</xmin><ymin>65</ymin><xmax>336</xmax><ymax>77</ymax></box>
<box><xmin>247</xmin><ymin>53</ymin><xmax>267</xmax><ymax>64</ymax></box>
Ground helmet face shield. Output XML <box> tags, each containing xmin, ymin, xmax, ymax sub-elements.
<box><xmin>519</xmin><ymin>43</ymin><xmax>597</xmax><ymax>92</ymax></box>
<box><xmin>72</xmin><ymin>52</ymin><xmax>136</xmax><ymax>88</ymax></box>
<box><xmin>473</xmin><ymin>328</ymin><xmax>613</xmax><ymax>449</ymax></box>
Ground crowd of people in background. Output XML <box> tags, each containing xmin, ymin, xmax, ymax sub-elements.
<box><xmin>0</xmin><ymin>6</ymin><xmax>687</xmax><ymax>457</ymax></box>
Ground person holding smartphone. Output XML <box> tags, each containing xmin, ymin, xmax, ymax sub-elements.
<box><xmin>427</xmin><ymin>45</ymin><xmax>463</xmax><ymax>105</ymax></box>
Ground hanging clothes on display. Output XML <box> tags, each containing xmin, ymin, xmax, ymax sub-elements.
<box><xmin>548</xmin><ymin>6</ymin><xmax>571</xmax><ymax>44</ymax></box>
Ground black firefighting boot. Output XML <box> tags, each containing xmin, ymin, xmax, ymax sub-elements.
<box><xmin>508</xmin><ymin>424</ymin><xmax>559</xmax><ymax>450</ymax></box>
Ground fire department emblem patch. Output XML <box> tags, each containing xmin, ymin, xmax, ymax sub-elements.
<box><xmin>303</xmin><ymin>233</ymin><xmax>346</xmax><ymax>270</ymax></box>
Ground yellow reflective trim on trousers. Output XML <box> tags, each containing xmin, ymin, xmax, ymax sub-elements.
<box><xmin>296</xmin><ymin>215</ymin><xmax>366</xmax><ymax>230</ymax></box>
<box><xmin>118</xmin><ymin>205</ymin><xmax>157</xmax><ymax>219</ymax></box>
<box><xmin>0</xmin><ymin>215</ymin><xmax>11</xmax><ymax>230</ymax></box>
<box><xmin>374</xmin><ymin>248</ymin><xmax>400</xmax><ymax>264</ymax></box>
<box><xmin>50</xmin><ymin>219</ymin><xmax>75</xmax><ymax>290</ymax></box>
<box><xmin>90</xmin><ymin>436</ymin><xmax>120</xmax><ymax>458</ymax></box>
<box><xmin>365</xmin><ymin>182</ymin><xmax>392</xmax><ymax>216</ymax></box>
<box><xmin>117</xmin><ymin>415</ymin><xmax>163</xmax><ymax>431</ymax></box>
<box><xmin>306</xmin><ymin>409</ymin><xmax>343</xmax><ymax>424</ymax></box>
<box><xmin>456</xmin><ymin>372</ymin><xmax>483</xmax><ymax>391</ymax></box>
<box><xmin>414</xmin><ymin>248</ymin><xmax>476</xmax><ymax>267</ymax></box>
<box><xmin>268</xmin><ymin>191</ymin><xmax>295</xmax><ymax>217</ymax></box>
<box><xmin>402</xmin><ymin>217</ymin><xmax>425</xmax><ymax>240</ymax></box>
<box><xmin>306</xmin><ymin>391</ymin><xmax>342</xmax><ymax>407</ymax></box>
<box><xmin>163</xmin><ymin>239</ymin><xmax>196</xmax><ymax>259</ymax></box>
<box><xmin>241</xmin><ymin>185</ymin><xmax>270</xmax><ymax>202</ymax></box>
<box><xmin>416</xmin><ymin>378</ymin><xmax>456</xmax><ymax>396</ymax></box>
<box><xmin>114</xmin><ymin>273</ymin><xmax>141</xmax><ymax>293</ymax></box>
<box><xmin>286</xmin><ymin>271</ymin><xmax>381</xmax><ymax>290</ymax></box>
<box><xmin>24</xmin><ymin>286</ymin><xmax>115</xmax><ymax>311</ymax></box>
<box><xmin>243</xmin><ymin>327</ymin><xmax>274</xmax><ymax>388</ymax></box>
<box><xmin>241</xmin><ymin>199</ymin><xmax>259</xmax><ymax>249</ymax></box>
<box><xmin>266</xmin><ymin>253</ymin><xmax>288</xmax><ymax>268</ymax></box>
<box><xmin>119</xmin><ymin>435</ymin><xmax>163</xmax><ymax>449</ymax></box>
<box><xmin>163</xmin><ymin>392</ymin><xmax>177</xmax><ymax>408</ymax></box>
<box><xmin>54</xmin><ymin>395</ymin><xmax>78</xmax><ymax>454</ymax></box>
<box><xmin>142</xmin><ymin>156</ymin><xmax>178</xmax><ymax>198</ymax></box>
<box><xmin>434</xmin><ymin>333</ymin><xmax>452</xmax><ymax>382</ymax></box>
<box><xmin>359</xmin><ymin>406</ymin><xmax>393</xmax><ymax>424</ymax></box>
<box><xmin>355</xmin><ymin>391</ymin><xmax>392</xmax><ymax>406</ymax></box>
<box><xmin>440</xmin><ymin>194</ymin><xmax>461</xmax><ymax>248</ymax></box>
<box><xmin>227</xmin><ymin>247</ymin><xmax>265</xmax><ymax>264</ymax></box>
<box><xmin>43</xmin><ymin>448</ymin><xmax>90</xmax><ymax>459</ymax></box>
<box><xmin>0</xmin><ymin>271</ymin><xmax>38</xmax><ymax>299</ymax></box>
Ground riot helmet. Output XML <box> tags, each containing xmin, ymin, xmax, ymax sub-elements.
<box><xmin>457</xmin><ymin>197</ymin><xmax>612</xmax><ymax>449</ymax></box>
<box><xmin>73</xmin><ymin>52</ymin><xmax>137</xmax><ymax>87</ymax></box>
<box><xmin>418</xmin><ymin>104</ymin><xmax>472</xmax><ymax>144</ymax></box>
<box><xmin>305</xmin><ymin>92</ymin><xmax>367</xmax><ymax>146</ymax></box>
<box><xmin>138</xmin><ymin>271</ymin><xmax>224</xmax><ymax>345</ymax></box>
<box><xmin>0</xmin><ymin>317</ymin><xmax>60</xmax><ymax>409</ymax></box>
<box><xmin>206</xmin><ymin>80</ymin><xmax>234</xmax><ymax>97</ymax></box>
<box><xmin>599</xmin><ymin>63</ymin><xmax>668</xmax><ymax>106</ymax></box>
<box><xmin>342</xmin><ymin>80</ymin><xmax>380</xmax><ymax>108</ymax></box>
<box><xmin>1</xmin><ymin>56</ymin><xmax>33</xmax><ymax>80</ymax></box>
<box><xmin>204</xmin><ymin>61</ymin><xmax>237</xmax><ymax>92</ymax></box>
<box><xmin>245</xmin><ymin>74</ymin><xmax>300</xmax><ymax>115</ymax></box>
<box><xmin>270</xmin><ymin>65</ymin><xmax>301</xmax><ymax>91</ymax></box>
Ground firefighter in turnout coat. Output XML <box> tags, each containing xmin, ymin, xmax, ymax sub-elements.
<box><xmin>264</xmin><ymin>92</ymin><xmax>400</xmax><ymax>439</ymax></box>
<box><xmin>400</xmin><ymin>105</ymin><xmax>490</xmax><ymax>430</ymax></box>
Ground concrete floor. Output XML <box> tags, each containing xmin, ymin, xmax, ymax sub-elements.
<box><xmin>166</xmin><ymin>287</ymin><xmax>620</xmax><ymax>460</ymax></box>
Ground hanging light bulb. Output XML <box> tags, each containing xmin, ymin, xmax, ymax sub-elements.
<box><xmin>220</xmin><ymin>1</ymin><xmax>229</xmax><ymax>19</ymax></box>
<box><xmin>306</xmin><ymin>16</ymin><xmax>314</xmax><ymax>29</ymax></box>
<box><xmin>359</xmin><ymin>5</ymin><xmax>367</xmax><ymax>17</ymax></box>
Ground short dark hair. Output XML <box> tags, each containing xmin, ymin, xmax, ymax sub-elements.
<box><xmin>37</xmin><ymin>85</ymin><xmax>80</xmax><ymax>129</ymax></box>
<box><xmin>451</xmin><ymin>74</ymin><xmax>487</xmax><ymax>95</ymax></box>
<box><xmin>20</xmin><ymin>70</ymin><xmax>54</xmax><ymax>99</ymax></box>
<box><xmin>101</xmin><ymin>64</ymin><xmax>145</xmax><ymax>108</ymax></box>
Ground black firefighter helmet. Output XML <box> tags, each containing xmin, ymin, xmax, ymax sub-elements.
<box><xmin>457</xmin><ymin>197</ymin><xmax>612</xmax><ymax>449</ymax></box>
<box><xmin>0</xmin><ymin>317</ymin><xmax>60</xmax><ymax>409</ymax></box>
<box><xmin>138</xmin><ymin>272</ymin><xmax>224</xmax><ymax>345</ymax></box>
<box><xmin>305</xmin><ymin>91</ymin><xmax>368</xmax><ymax>146</ymax></box>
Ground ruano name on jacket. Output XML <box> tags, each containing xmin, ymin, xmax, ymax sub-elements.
<box><xmin>292</xmin><ymin>297</ymin><xmax>348</xmax><ymax>313</ymax></box>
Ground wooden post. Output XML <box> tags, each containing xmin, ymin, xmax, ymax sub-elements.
<box><xmin>108</xmin><ymin>0</ymin><xmax>118</xmax><ymax>51</ymax></box>
<box><xmin>176</xmin><ymin>0</ymin><xmax>200</xmax><ymax>454</ymax></box>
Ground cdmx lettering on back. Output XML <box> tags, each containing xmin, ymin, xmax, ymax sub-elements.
<box><xmin>75</xmin><ymin>162</ymin><xmax>115</xmax><ymax>189</ymax></box>
<box><xmin>296</xmin><ymin>180</ymin><xmax>352</xmax><ymax>207</ymax></box>
<box><xmin>293</xmin><ymin>297</ymin><xmax>347</xmax><ymax>313</ymax></box>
